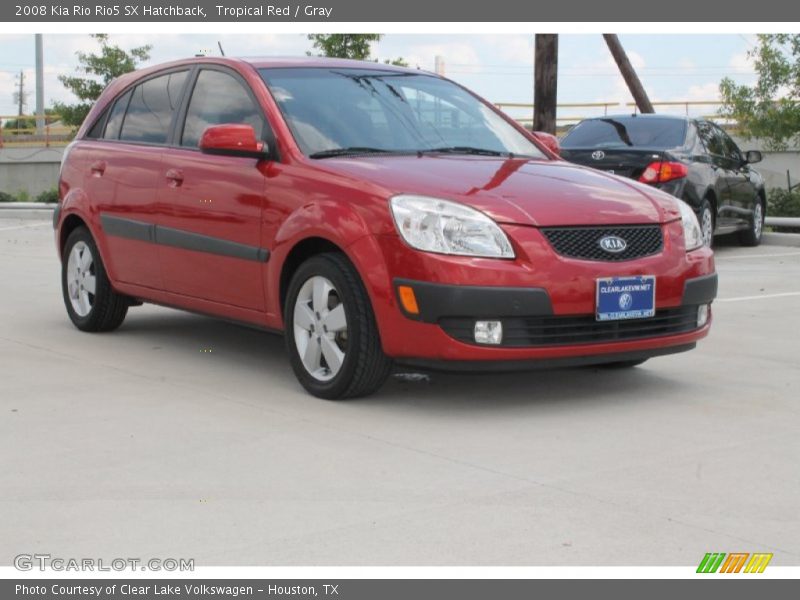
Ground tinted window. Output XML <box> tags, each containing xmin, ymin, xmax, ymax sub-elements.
<box><xmin>86</xmin><ymin>108</ymin><xmax>108</xmax><ymax>139</ymax></box>
<box><xmin>104</xmin><ymin>90</ymin><xmax>131</xmax><ymax>140</ymax></box>
<box><xmin>697</xmin><ymin>121</ymin><xmax>725</xmax><ymax>157</ymax></box>
<box><xmin>260</xmin><ymin>68</ymin><xmax>546</xmax><ymax>158</ymax></box>
<box><xmin>119</xmin><ymin>71</ymin><xmax>188</xmax><ymax>144</ymax></box>
<box><xmin>716</xmin><ymin>126</ymin><xmax>742</xmax><ymax>162</ymax></box>
<box><xmin>181</xmin><ymin>69</ymin><xmax>267</xmax><ymax>147</ymax></box>
<box><xmin>561</xmin><ymin>117</ymin><xmax>687</xmax><ymax>149</ymax></box>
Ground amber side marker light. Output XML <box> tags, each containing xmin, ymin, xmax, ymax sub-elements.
<box><xmin>397</xmin><ymin>285</ymin><xmax>420</xmax><ymax>315</ymax></box>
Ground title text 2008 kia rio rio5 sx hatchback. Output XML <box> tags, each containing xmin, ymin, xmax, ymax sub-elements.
<box><xmin>55</xmin><ymin>57</ymin><xmax>718</xmax><ymax>399</ymax></box>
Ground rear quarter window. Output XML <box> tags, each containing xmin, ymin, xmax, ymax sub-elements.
<box><xmin>118</xmin><ymin>70</ymin><xmax>188</xmax><ymax>144</ymax></box>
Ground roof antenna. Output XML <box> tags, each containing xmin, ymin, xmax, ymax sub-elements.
<box><xmin>218</xmin><ymin>41</ymin><xmax>226</xmax><ymax>57</ymax></box>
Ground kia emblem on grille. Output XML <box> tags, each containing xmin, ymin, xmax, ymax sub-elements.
<box><xmin>591</xmin><ymin>150</ymin><xmax>605</xmax><ymax>160</ymax></box>
<box><xmin>599</xmin><ymin>235</ymin><xmax>627</xmax><ymax>253</ymax></box>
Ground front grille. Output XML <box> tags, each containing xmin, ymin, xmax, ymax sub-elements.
<box><xmin>542</xmin><ymin>225</ymin><xmax>663</xmax><ymax>261</ymax></box>
<box><xmin>440</xmin><ymin>306</ymin><xmax>698</xmax><ymax>347</ymax></box>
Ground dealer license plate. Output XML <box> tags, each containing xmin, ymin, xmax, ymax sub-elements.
<box><xmin>596</xmin><ymin>275</ymin><xmax>656</xmax><ymax>321</ymax></box>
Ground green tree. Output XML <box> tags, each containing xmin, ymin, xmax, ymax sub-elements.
<box><xmin>720</xmin><ymin>34</ymin><xmax>800</xmax><ymax>150</ymax></box>
<box><xmin>307</xmin><ymin>34</ymin><xmax>408</xmax><ymax>66</ymax></box>
<box><xmin>53</xmin><ymin>34</ymin><xmax>151</xmax><ymax>127</ymax></box>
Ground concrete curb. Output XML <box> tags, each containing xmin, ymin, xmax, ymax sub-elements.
<box><xmin>0</xmin><ymin>202</ymin><xmax>55</xmax><ymax>221</ymax></box>
<box><xmin>763</xmin><ymin>232</ymin><xmax>800</xmax><ymax>248</ymax></box>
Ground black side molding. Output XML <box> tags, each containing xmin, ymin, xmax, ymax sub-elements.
<box><xmin>394</xmin><ymin>278</ymin><xmax>553</xmax><ymax>323</ymax></box>
<box><xmin>100</xmin><ymin>214</ymin><xmax>269</xmax><ymax>263</ymax></box>
<box><xmin>682</xmin><ymin>273</ymin><xmax>718</xmax><ymax>306</ymax></box>
<box><xmin>101</xmin><ymin>215</ymin><xmax>155</xmax><ymax>243</ymax></box>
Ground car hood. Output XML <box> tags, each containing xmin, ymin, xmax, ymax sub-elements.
<box><xmin>317</xmin><ymin>155</ymin><xmax>680</xmax><ymax>227</ymax></box>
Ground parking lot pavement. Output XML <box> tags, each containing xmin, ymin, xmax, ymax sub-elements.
<box><xmin>1</xmin><ymin>219</ymin><xmax>798</xmax><ymax>566</ymax></box>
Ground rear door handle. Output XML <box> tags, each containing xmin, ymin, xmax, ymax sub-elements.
<box><xmin>165</xmin><ymin>168</ymin><xmax>184</xmax><ymax>187</ymax></box>
<box><xmin>89</xmin><ymin>160</ymin><xmax>106</xmax><ymax>176</ymax></box>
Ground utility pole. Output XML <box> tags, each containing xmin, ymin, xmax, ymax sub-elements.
<box><xmin>14</xmin><ymin>70</ymin><xmax>28</xmax><ymax>116</ymax></box>
<box><xmin>434</xmin><ymin>55</ymin><xmax>445</xmax><ymax>76</ymax></box>
<box><xmin>533</xmin><ymin>34</ymin><xmax>558</xmax><ymax>134</ymax></box>
<box><xmin>35</xmin><ymin>34</ymin><xmax>44</xmax><ymax>134</ymax></box>
<box><xmin>603</xmin><ymin>34</ymin><xmax>654</xmax><ymax>114</ymax></box>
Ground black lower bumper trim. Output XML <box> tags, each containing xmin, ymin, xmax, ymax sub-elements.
<box><xmin>394</xmin><ymin>278</ymin><xmax>552</xmax><ymax>323</ymax></box>
<box><xmin>396</xmin><ymin>343</ymin><xmax>696</xmax><ymax>373</ymax></box>
<box><xmin>682</xmin><ymin>272</ymin><xmax>718</xmax><ymax>306</ymax></box>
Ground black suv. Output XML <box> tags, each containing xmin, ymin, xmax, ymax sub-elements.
<box><xmin>560</xmin><ymin>114</ymin><xmax>766</xmax><ymax>247</ymax></box>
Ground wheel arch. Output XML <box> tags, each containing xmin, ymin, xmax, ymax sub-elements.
<box><xmin>278</xmin><ymin>236</ymin><xmax>346</xmax><ymax>317</ymax></box>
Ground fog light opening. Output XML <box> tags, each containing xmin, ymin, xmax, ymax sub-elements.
<box><xmin>474</xmin><ymin>320</ymin><xmax>503</xmax><ymax>345</ymax></box>
<box><xmin>697</xmin><ymin>304</ymin><xmax>710</xmax><ymax>327</ymax></box>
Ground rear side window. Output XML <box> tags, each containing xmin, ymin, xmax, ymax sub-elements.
<box><xmin>561</xmin><ymin>117</ymin><xmax>687</xmax><ymax>149</ymax></box>
<box><xmin>181</xmin><ymin>69</ymin><xmax>267</xmax><ymax>147</ymax></box>
<box><xmin>103</xmin><ymin>90</ymin><xmax>132</xmax><ymax>140</ymax></box>
<box><xmin>119</xmin><ymin>71</ymin><xmax>188</xmax><ymax>144</ymax></box>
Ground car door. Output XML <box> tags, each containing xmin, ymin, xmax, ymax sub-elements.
<box><xmin>716</xmin><ymin>125</ymin><xmax>756</xmax><ymax>224</ymax></box>
<box><xmin>84</xmin><ymin>69</ymin><xmax>189</xmax><ymax>289</ymax></box>
<box><xmin>696</xmin><ymin>121</ymin><xmax>737</xmax><ymax>228</ymax></box>
<box><xmin>156</xmin><ymin>66</ymin><xmax>270</xmax><ymax>311</ymax></box>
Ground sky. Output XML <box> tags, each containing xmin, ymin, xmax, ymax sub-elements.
<box><xmin>0</xmin><ymin>33</ymin><xmax>758</xmax><ymax>122</ymax></box>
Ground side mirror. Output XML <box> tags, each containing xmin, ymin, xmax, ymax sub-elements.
<box><xmin>199</xmin><ymin>124</ymin><xmax>270</xmax><ymax>159</ymax></box>
<box><xmin>532</xmin><ymin>131</ymin><xmax>560</xmax><ymax>157</ymax></box>
<box><xmin>745</xmin><ymin>150</ymin><xmax>762</xmax><ymax>164</ymax></box>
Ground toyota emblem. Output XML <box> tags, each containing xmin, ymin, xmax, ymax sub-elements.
<box><xmin>591</xmin><ymin>150</ymin><xmax>605</xmax><ymax>160</ymax></box>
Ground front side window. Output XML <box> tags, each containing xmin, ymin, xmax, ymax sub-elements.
<box><xmin>715</xmin><ymin>126</ymin><xmax>743</xmax><ymax>163</ymax></box>
<box><xmin>119</xmin><ymin>70</ymin><xmax>188</xmax><ymax>144</ymax></box>
<box><xmin>697</xmin><ymin>121</ymin><xmax>726</xmax><ymax>157</ymax></box>
<box><xmin>181</xmin><ymin>69</ymin><xmax>267</xmax><ymax>148</ymax></box>
<box><xmin>260</xmin><ymin>68</ymin><xmax>546</xmax><ymax>158</ymax></box>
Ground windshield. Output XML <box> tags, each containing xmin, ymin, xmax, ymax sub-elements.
<box><xmin>561</xmin><ymin>117</ymin><xmax>687</xmax><ymax>149</ymax></box>
<box><xmin>259</xmin><ymin>68</ymin><xmax>546</xmax><ymax>159</ymax></box>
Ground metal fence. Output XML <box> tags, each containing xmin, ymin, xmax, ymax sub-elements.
<box><xmin>494</xmin><ymin>99</ymin><xmax>728</xmax><ymax>131</ymax></box>
<box><xmin>0</xmin><ymin>114</ymin><xmax>73</xmax><ymax>148</ymax></box>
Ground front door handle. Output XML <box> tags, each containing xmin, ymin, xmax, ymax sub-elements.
<box><xmin>89</xmin><ymin>160</ymin><xmax>106</xmax><ymax>176</ymax></box>
<box><xmin>165</xmin><ymin>168</ymin><xmax>184</xmax><ymax>187</ymax></box>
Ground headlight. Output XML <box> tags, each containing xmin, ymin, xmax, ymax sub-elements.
<box><xmin>390</xmin><ymin>195</ymin><xmax>515</xmax><ymax>259</ymax></box>
<box><xmin>678</xmin><ymin>200</ymin><xmax>703</xmax><ymax>251</ymax></box>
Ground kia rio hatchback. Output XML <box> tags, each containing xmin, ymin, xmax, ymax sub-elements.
<box><xmin>55</xmin><ymin>57</ymin><xmax>718</xmax><ymax>399</ymax></box>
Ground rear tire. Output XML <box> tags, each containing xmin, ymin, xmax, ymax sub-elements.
<box><xmin>284</xmin><ymin>252</ymin><xmax>392</xmax><ymax>399</ymax></box>
<box><xmin>62</xmin><ymin>226</ymin><xmax>128</xmax><ymax>332</ymax></box>
<box><xmin>699</xmin><ymin>198</ymin><xmax>715</xmax><ymax>248</ymax></box>
<box><xmin>739</xmin><ymin>197</ymin><xmax>764</xmax><ymax>247</ymax></box>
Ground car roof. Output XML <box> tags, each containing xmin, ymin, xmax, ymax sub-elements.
<box><xmin>124</xmin><ymin>55</ymin><xmax>425</xmax><ymax>75</ymax></box>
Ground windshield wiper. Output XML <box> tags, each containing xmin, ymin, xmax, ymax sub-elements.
<box><xmin>421</xmin><ymin>146</ymin><xmax>511</xmax><ymax>157</ymax></box>
<box><xmin>309</xmin><ymin>147</ymin><xmax>396</xmax><ymax>159</ymax></box>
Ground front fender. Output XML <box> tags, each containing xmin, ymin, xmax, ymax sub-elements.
<box><xmin>265</xmin><ymin>200</ymin><xmax>392</xmax><ymax>328</ymax></box>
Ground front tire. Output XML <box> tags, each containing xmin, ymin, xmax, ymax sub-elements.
<box><xmin>739</xmin><ymin>197</ymin><xmax>764</xmax><ymax>247</ymax></box>
<box><xmin>61</xmin><ymin>226</ymin><xmax>128</xmax><ymax>332</ymax></box>
<box><xmin>284</xmin><ymin>252</ymin><xmax>392</xmax><ymax>399</ymax></box>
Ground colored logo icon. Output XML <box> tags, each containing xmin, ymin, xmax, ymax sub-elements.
<box><xmin>696</xmin><ymin>552</ymin><xmax>773</xmax><ymax>573</ymax></box>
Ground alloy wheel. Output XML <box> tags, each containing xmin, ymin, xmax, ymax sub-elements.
<box><xmin>293</xmin><ymin>275</ymin><xmax>348</xmax><ymax>381</ymax></box>
<box><xmin>66</xmin><ymin>241</ymin><xmax>96</xmax><ymax>317</ymax></box>
<box><xmin>701</xmin><ymin>206</ymin><xmax>714</xmax><ymax>247</ymax></box>
<box><xmin>753</xmin><ymin>202</ymin><xmax>763</xmax><ymax>239</ymax></box>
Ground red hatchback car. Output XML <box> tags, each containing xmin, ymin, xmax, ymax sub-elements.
<box><xmin>55</xmin><ymin>57</ymin><xmax>717</xmax><ymax>399</ymax></box>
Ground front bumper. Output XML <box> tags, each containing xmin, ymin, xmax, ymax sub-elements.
<box><xmin>348</xmin><ymin>221</ymin><xmax>716</xmax><ymax>364</ymax></box>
